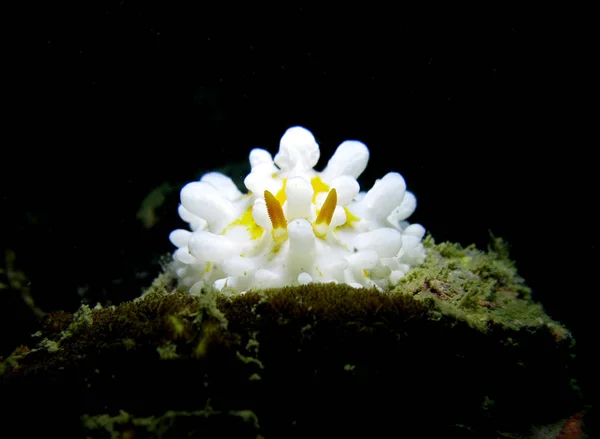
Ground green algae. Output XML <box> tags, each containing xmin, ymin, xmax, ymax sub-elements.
<box><xmin>0</xmin><ymin>238</ymin><xmax>582</xmax><ymax>438</ymax></box>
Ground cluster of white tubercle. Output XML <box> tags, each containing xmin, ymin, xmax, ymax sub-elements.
<box><xmin>169</xmin><ymin>126</ymin><xmax>427</xmax><ymax>295</ymax></box>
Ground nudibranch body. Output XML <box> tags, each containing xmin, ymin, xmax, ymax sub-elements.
<box><xmin>170</xmin><ymin>126</ymin><xmax>426</xmax><ymax>294</ymax></box>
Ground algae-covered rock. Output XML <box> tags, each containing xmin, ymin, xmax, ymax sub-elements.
<box><xmin>0</xmin><ymin>238</ymin><xmax>584</xmax><ymax>438</ymax></box>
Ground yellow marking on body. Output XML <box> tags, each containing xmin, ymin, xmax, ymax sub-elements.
<box><xmin>311</xmin><ymin>176</ymin><xmax>330</xmax><ymax>202</ymax></box>
<box><xmin>204</xmin><ymin>262</ymin><xmax>211</xmax><ymax>274</ymax></box>
<box><xmin>264</xmin><ymin>190</ymin><xmax>288</xmax><ymax>243</ymax></box>
<box><xmin>363</xmin><ymin>269</ymin><xmax>370</xmax><ymax>279</ymax></box>
<box><xmin>222</xmin><ymin>206</ymin><xmax>264</xmax><ymax>240</ymax></box>
<box><xmin>268</xmin><ymin>243</ymin><xmax>284</xmax><ymax>259</ymax></box>
<box><xmin>275</xmin><ymin>179</ymin><xmax>287</xmax><ymax>205</ymax></box>
<box><xmin>337</xmin><ymin>206</ymin><xmax>360</xmax><ymax>230</ymax></box>
<box><xmin>312</xmin><ymin>189</ymin><xmax>337</xmax><ymax>238</ymax></box>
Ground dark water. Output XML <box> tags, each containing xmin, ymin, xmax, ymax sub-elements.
<box><xmin>3</xmin><ymin>6</ymin><xmax>595</xmax><ymax>434</ymax></box>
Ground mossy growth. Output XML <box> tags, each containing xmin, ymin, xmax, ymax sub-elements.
<box><xmin>0</xmin><ymin>237</ymin><xmax>583</xmax><ymax>438</ymax></box>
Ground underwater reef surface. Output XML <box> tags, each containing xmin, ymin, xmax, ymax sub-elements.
<box><xmin>0</xmin><ymin>237</ymin><xmax>585</xmax><ymax>438</ymax></box>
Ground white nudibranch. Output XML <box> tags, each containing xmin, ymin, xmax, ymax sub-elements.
<box><xmin>169</xmin><ymin>126</ymin><xmax>427</xmax><ymax>295</ymax></box>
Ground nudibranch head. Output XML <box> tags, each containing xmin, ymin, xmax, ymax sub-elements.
<box><xmin>170</xmin><ymin>126</ymin><xmax>426</xmax><ymax>294</ymax></box>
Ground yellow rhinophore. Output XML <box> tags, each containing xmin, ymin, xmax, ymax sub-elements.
<box><xmin>312</xmin><ymin>189</ymin><xmax>337</xmax><ymax>238</ymax></box>
<box><xmin>264</xmin><ymin>190</ymin><xmax>288</xmax><ymax>243</ymax></box>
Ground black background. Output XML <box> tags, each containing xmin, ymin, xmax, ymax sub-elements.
<box><xmin>2</xmin><ymin>3</ymin><xmax>595</xmax><ymax>423</ymax></box>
